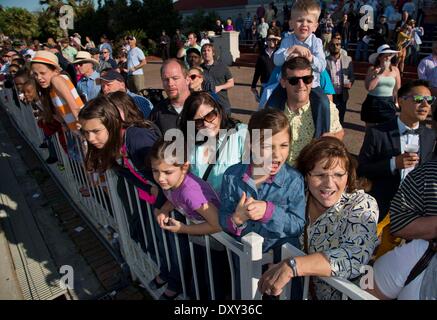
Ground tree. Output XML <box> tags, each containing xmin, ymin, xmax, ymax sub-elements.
<box><xmin>182</xmin><ymin>10</ymin><xmax>220</xmax><ymax>35</ymax></box>
<box><xmin>0</xmin><ymin>7</ymin><xmax>40</xmax><ymax>39</ymax></box>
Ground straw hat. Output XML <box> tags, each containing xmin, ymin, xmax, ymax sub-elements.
<box><xmin>72</xmin><ymin>51</ymin><xmax>99</xmax><ymax>66</ymax></box>
<box><xmin>30</xmin><ymin>50</ymin><xmax>61</xmax><ymax>70</ymax></box>
<box><xmin>368</xmin><ymin>44</ymin><xmax>399</xmax><ymax>64</ymax></box>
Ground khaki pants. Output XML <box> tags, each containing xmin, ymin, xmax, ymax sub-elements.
<box><xmin>127</xmin><ymin>74</ymin><xmax>145</xmax><ymax>94</ymax></box>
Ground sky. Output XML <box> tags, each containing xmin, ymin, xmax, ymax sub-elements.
<box><xmin>1</xmin><ymin>0</ymin><xmax>46</xmax><ymax>12</ymax></box>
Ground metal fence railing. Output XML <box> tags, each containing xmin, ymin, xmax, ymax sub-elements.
<box><xmin>0</xmin><ymin>86</ymin><xmax>377</xmax><ymax>300</ymax></box>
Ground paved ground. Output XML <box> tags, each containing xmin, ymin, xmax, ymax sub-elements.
<box><xmin>0</xmin><ymin>105</ymin><xmax>147</xmax><ymax>300</ymax></box>
<box><xmin>143</xmin><ymin>61</ymin><xmax>367</xmax><ymax>155</ymax></box>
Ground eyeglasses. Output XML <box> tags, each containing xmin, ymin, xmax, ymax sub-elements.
<box><xmin>102</xmin><ymin>51</ymin><xmax>109</xmax><ymax>54</ymax></box>
<box><xmin>193</xmin><ymin>108</ymin><xmax>218</xmax><ymax>128</ymax></box>
<box><xmin>308</xmin><ymin>171</ymin><xmax>348</xmax><ymax>182</ymax></box>
<box><xmin>189</xmin><ymin>74</ymin><xmax>202</xmax><ymax>80</ymax></box>
<box><xmin>402</xmin><ymin>95</ymin><xmax>436</xmax><ymax>105</ymax></box>
<box><xmin>286</xmin><ymin>75</ymin><xmax>314</xmax><ymax>86</ymax></box>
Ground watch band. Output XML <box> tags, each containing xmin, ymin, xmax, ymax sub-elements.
<box><xmin>287</xmin><ymin>257</ymin><xmax>298</xmax><ymax>277</ymax></box>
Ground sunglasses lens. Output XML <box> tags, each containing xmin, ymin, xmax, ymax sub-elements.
<box><xmin>303</xmin><ymin>75</ymin><xmax>314</xmax><ymax>84</ymax></box>
<box><xmin>204</xmin><ymin>109</ymin><xmax>217</xmax><ymax>122</ymax></box>
<box><xmin>190</xmin><ymin>75</ymin><xmax>197</xmax><ymax>80</ymax></box>
<box><xmin>288</xmin><ymin>77</ymin><xmax>299</xmax><ymax>85</ymax></box>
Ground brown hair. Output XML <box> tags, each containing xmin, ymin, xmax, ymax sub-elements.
<box><xmin>248</xmin><ymin>108</ymin><xmax>291</xmax><ymax>143</ymax></box>
<box><xmin>295</xmin><ymin>137</ymin><xmax>369</xmax><ymax>192</ymax></box>
<box><xmin>149</xmin><ymin>138</ymin><xmax>187</xmax><ymax>167</ymax></box>
<box><xmin>281</xmin><ymin>56</ymin><xmax>312</xmax><ymax>79</ymax></box>
<box><xmin>106</xmin><ymin>91</ymin><xmax>145</xmax><ymax>123</ymax></box>
<box><xmin>291</xmin><ymin>0</ymin><xmax>321</xmax><ymax>20</ymax></box>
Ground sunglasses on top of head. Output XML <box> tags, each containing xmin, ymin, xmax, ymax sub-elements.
<box><xmin>286</xmin><ymin>75</ymin><xmax>314</xmax><ymax>86</ymax></box>
<box><xmin>194</xmin><ymin>107</ymin><xmax>218</xmax><ymax>128</ymax></box>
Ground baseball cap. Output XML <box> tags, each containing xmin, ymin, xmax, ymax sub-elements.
<box><xmin>97</xmin><ymin>69</ymin><xmax>125</xmax><ymax>84</ymax></box>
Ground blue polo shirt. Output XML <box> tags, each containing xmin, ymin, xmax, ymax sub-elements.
<box><xmin>77</xmin><ymin>70</ymin><xmax>101</xmax><ymax>101</ymax></box>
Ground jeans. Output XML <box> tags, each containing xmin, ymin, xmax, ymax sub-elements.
<box><xmin>333</xmin><ymin>93</ymin><xmax>347</xmax><ymax>125</ymax></box>
<box><xmin>354</xmin><ymin>41</ymin><xmax>369</xmax><ymax>62</ymax></box>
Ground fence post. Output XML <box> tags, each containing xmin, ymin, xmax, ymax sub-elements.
<box><xmin>240</xmin><ymin>232</ymin><xmax>264</xmax><ymax>300</ymax></box>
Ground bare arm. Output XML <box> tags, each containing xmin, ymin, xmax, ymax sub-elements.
<box><xmin>393</xmin><ymin>66</ymin><xmax>401</xmax><ymax>104</ymax></box>
<box><xmin>392</xmin><ymin>216</ymin><xmax>437</xmax><ymax>240</ymax></box>
<box><xmin>258</xmin><ymin>252</ymin><xmax>331</xmax><ymax>296</ymax></box>
<box><xmin>365</xmin><ymin>66</ymin><xmax>383</xmax><ymax>91</ymax></box>
<box><xmin>51</xmin><ymin>75</ymin><xmax>82</xmax><ymax>119</ymax></box>
<box><xmin>216</xmin><ymin>78</ymin><xmax>235</xmax><ymax>93</ymax></box>
<box><xmin>176</xmin><ymin>47</ymin><xmax>186</xmax><ymax>59</ymax></box>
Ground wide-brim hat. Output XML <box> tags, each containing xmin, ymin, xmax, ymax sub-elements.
<box><xmin>267</xmin><ymin>34</ymin><xmax>281</xmax><ymax>41</ymax></box>
<box><xmin>31</xmin><ymin>50</ymin><xmax>61</xmax><ymax>70</ymax></box>
<box><xmin>72</xmin><ymin>51</ymin><xmax>99</xmax><ymax>66</ymax></box>
<box><xmin>369</xmin><ymin>44</ymin><xmax>399</xmax><ymax>64</ymax></box>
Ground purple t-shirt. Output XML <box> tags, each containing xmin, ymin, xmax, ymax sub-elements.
<box><xmin>164</xmin><ymin>172</ymin><xmax>220</xmax><ymax>222</ymax></box>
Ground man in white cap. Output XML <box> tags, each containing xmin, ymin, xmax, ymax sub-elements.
<box><xmin>126</xmin><ymin>35</ymin><xmax>147</xmax><ymax>94</ymax></box>
<box><xmin>72</xmin><ymin>51</ymin><xmax>101</xmax><ymax>101</ymax></box>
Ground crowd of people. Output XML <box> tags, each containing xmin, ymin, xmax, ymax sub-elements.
<box><xmin>0</xmin><ymin>0</ymin><xmax>436</xmax><ymax>301</ymax></box>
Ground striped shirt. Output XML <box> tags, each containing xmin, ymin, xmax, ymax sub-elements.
<box><xmin>390</xmin><ymin>159</ymin><xmax>437</xmax><ymax>234</ymax></box>
<box><xmin>50</xmin><ymin>74</ymin><xmax>84</xmax><ymax>131</ymax></box>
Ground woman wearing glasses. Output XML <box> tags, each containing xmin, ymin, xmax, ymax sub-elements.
<box><xmin>179</xmin><ymin>91</ymin><xmax>248</xmax><ymax>194</ymax></box>
<box><xmin>259</xmin><ymin>137</ymin><xmax>379</xmax><ymax>300</ymax></box>
<box><xmin>361</xmin><ymin>44</ymin><xmax>401</xmax><ymax>126</ymax></box>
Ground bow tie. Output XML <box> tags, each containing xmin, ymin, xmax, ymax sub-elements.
<box><xmin>403</xmin><ymin>128</ymin><xmax>421</xmax><ymax>135</ymax></box>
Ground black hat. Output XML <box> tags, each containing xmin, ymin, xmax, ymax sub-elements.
<box><xmin>186</xmin><ymin>47</ymin><xmax>201</xmax><ymax>57</ymax></box>
<box><xmin>88</xmin><ymin>47</ymin><xmax>100</xmax><ymax>55</ymax></box>
<box><xmin>97</xmin><ymin>69</ymin><xmax>124</xmax><ymax>83</ymax></box>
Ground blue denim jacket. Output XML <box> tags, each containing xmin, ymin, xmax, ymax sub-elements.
<box><xmin>219</xmin><ymin>162</ymin><xmax>306</xmax><ymax>252</ymax></box>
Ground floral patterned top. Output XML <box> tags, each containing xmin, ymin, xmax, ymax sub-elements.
<box><xmin>284</xmin><ymin>101</ymin><xmax>342</xmax><ymax>165</ymax></box>
<box><xmin>301</xmin><ymin>190</ymin><xmax>379</xmax><ymax>300</ymax></box>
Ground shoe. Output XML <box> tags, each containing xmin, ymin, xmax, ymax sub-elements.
<box><xmin>45</xmin><ymin>156</ymin><xmax>58</xmax><ymax>164</ymax></box>
<box><xmin>159</xmin><ymin>290</ymin><xmax>180</xmax><ymax>300</ymax></box>
<box><xmin>148</xmin><ymin>277</ymin><xmax>167</xmax><ymax>290</ymax></box>
<box><xmin>39</xmin><ymin>142</ymin><xmax>48</xmax><ymax>149</ymax></box>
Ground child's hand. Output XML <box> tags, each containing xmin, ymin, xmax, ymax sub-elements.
<box><xmin>286</xmin><ymin>46</ymin><xmax>312</xmax><ymax>62</ymax></box>
<box><xmin>245</xmin><ymin>198</ymin><xmax>267</xmax><ymax>221</ymax></box>
<box><xmin>161</xmin><ymin>217</ymin><xmax>184</xmax><ymax>233</ymax></box>
<box><xmin>232</xmin><ymin>191</ymin><xmax>249</xmax><ymax>225</ymax></box>
<box><xmin>154</xmin><ymin>208</ymin><xmax>169</xmax><ymax>228</ymax></box>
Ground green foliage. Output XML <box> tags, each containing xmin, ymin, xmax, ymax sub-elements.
<box><xmin>182</xmin><ymin>10</ymin><xmax>220</xmax><ymax>34</ymax></box>
<box><xmin>0</xmin><ymin>7</ymin><xmax>40</xmax><ymax>39</ymax></box>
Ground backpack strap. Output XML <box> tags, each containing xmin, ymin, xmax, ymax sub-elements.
<box><xmin>404</xmin><ymin>240</ymin><xmax>436</xmax><ymax>287</ymax></box>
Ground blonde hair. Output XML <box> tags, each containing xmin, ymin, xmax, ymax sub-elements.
<box><xmin>291</xmin><ymin>0</ymin><xmax>321</xmax><ymax>20</ymax></box>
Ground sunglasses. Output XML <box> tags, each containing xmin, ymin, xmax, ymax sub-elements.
<box><xmin>402</xmin><ymin>95</ymin><xmax>436</xmax><ymax>104</ymax></box>
<box><xmin>286</xmin><ymin>75</ymin><xmax>314</xmax><ymax>86</ymax></box>
<box><xmin>102</xmin><ymin>51</ymin><xmax>109</xmax><ymax>54</ymax></box>
<box><xmin>194</xmin><ymin>108</ymin><xmax>218</xmax><ymax>128</ymax></box>
<box><xmin>189</xmin><ymin>74</ymin><xmax>202</xmax><ymax>80</ymax></box>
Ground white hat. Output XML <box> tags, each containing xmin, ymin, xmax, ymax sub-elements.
<box><xmin>72</xmin><ymin>51</ymin><xmax>99</xmax><ymax>66</ymax></box>
<box><xmin>368</xmin><ymin>44</ymin><xmax>399</xmax><ymax>64</ymax></box>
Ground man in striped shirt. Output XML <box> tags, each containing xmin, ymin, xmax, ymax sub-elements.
<box><xmin>390</xmin><ymin>158</ymin><xmax>437</xmax><ymax>240</ymax></box>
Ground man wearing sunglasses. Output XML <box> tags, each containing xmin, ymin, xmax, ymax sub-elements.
<box><xmin>72</xmin><ymin>51</ymin><xmax>101</xmax><ymax>101</ymax></box>
<box><xmin>276</xmin><ymin>57</ymin><xmax>343</xmax><ymax>165</ymax></box>
<box><xmin>358</xmin><ymin>80</ymin><xmax>436</xmax><ymax>221</ymax></box>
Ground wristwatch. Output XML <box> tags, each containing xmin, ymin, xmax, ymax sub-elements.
<box><xmin>286</xmin><ymin>257</ymin><xmax>298</xmax><ymax>277</ymax></box>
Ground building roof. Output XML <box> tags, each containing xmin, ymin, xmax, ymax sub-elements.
<box><xmin>174</xmin><ymin>0</ymin><xmax>248</xmax><ymax>11</ymax></box>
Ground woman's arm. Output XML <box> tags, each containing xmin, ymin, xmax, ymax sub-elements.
<box><xmin>51</xmin><ymin>75</ymin><xmax>82</xmax><ymax>119</ymax></box>
<box><xmin>258</xmin><ymin>252</ymin><xmax>331</xmax><ymax>296</ymax></box>
<box><xmin>393</xmin><ymin>66</ymin><xmax>401</xmax><ymax>105</ymax></box>
<box><xmin>365</xmin><ymin>66</ymin><xmax>383</xmax><ymax>91</ymax></box>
